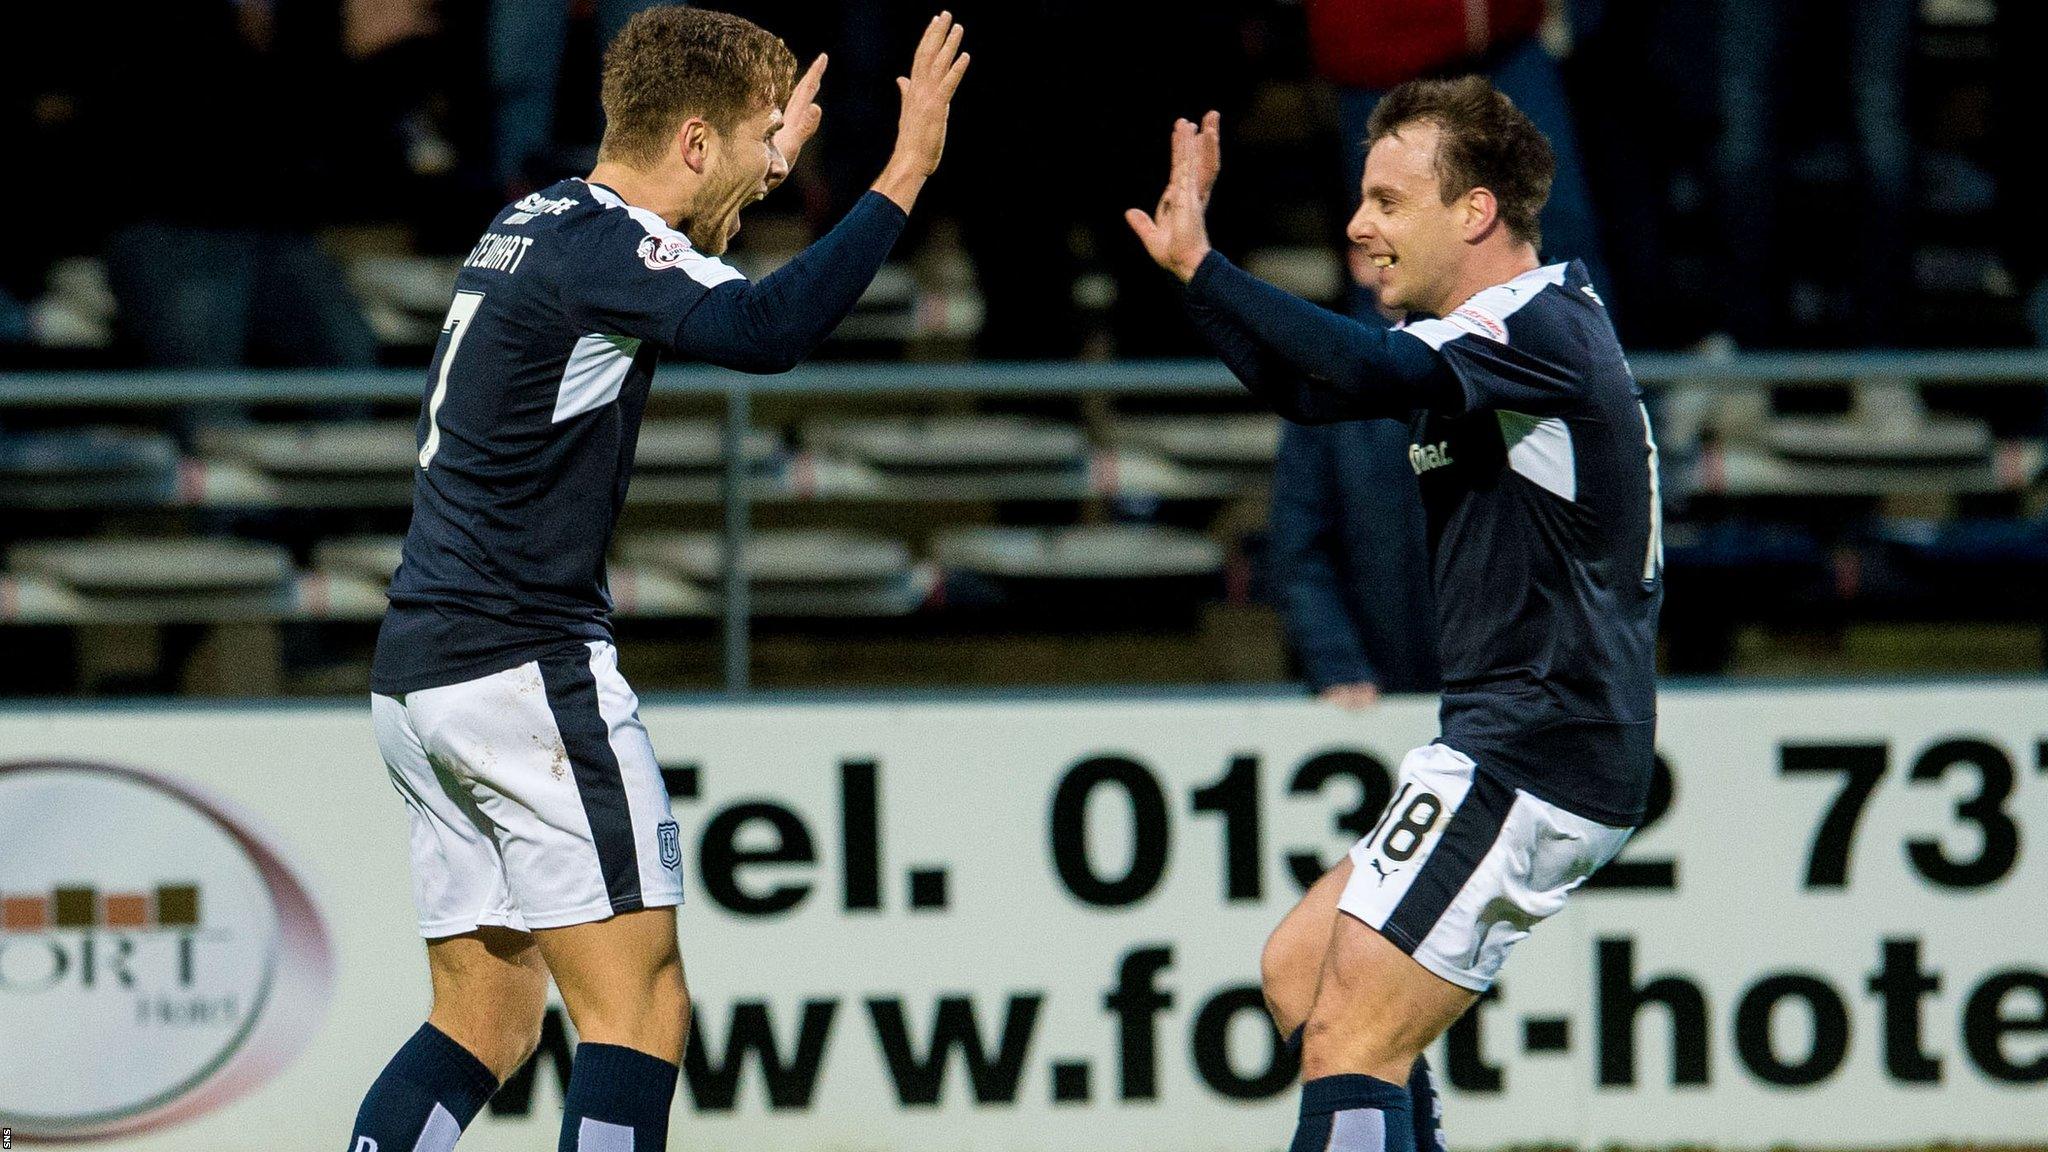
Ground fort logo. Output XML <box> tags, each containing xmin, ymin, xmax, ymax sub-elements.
<box><xmin>0</xmin><ymin>761</ymin><xmax>335</xmax><ymax>1140</ymax></box>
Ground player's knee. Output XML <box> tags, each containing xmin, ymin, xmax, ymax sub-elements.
<box><xmin>429</xmin><ymin>995</ymin><xmax>546</xmax><ymax>1082</ymax></box>
<box><xmin>1298</xmin><ymin>1019</ymin><xmax>1353</xmax><ymax>1081</ymax></box>
<box><xmin>429</xmin><ymin>972</ymin><xmax>548</xmax><ymax>1077</ymax></box>
<box><xmin>574</xmin><ymin>952</ymin><xmax>688</xmax><ymax>1043</ymax></box>
<box><xmin>1259</xmin><ymin>919</ymin><xmax>1317</xmax><ymax>1033</ymax></box>
<box><xmin>507</xmin><ymin>1004</ymin><xmax>547</xmax><ymax>1072</ymax></box>
<box><xmin>1258</xmin><ymin>930</ymin><xmax>1289</xmax><ymax>1009</ymax></box>
<box><xmin>630</xmin><ymin>947</ymin><xmax>686</xmax><ymax>1005</ymax></box>
<box><xmin>1299</xmin><ymin>1015</ymin><xmax>1416</xmax><ymax>1084</ymax></box>
<box><xmin>473</xmin><ymin>1008</ymin><xmax>546</xmax><ymax>1082</ymax></box>
<box><xmin>473</xmin><ymin>1018</ymin><xmax>545</xmax><ymax>1083</ymax></box>
<box><xmin>639</xmin><ymin>953</ymin><xmax>687</xmax><ymax>1014</ymax></box>
<box><xmin>661</xmin><ymin>954</ymin><xmax>691</xmax><ymax>1020</ymax></box>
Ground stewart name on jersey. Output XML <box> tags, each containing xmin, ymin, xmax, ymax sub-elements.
<box><xmin>371</xmin><ymin>179</ymin><xmax>905</xmax><ymax>693</ymax></box>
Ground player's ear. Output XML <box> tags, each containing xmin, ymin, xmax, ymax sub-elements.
<box><xmin>1461</xmin><ymin>186</ymin><xmax>1500</xmax><ymax>244</ymax></box>
<box><xmin>678</xmin><ymin>117</ymin><xmax>712</xmax><ymax>175</ymax></box>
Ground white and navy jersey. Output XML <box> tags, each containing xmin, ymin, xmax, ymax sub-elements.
<box><xmin>1184</xmin><ymin>255</ymin><xmax>1661</xmax><ymax>826</ymax></box>
<box><xmin>1395</xmin><ymin>262</ymin><xmax>1661</xmax><ymax>826</ymax></box>
<box><xmin>372</xmin><ymin>180</ymin><xmax>907</xmax><ymax>693</ymax></box>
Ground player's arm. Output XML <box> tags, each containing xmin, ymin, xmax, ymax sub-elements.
<box><xmin>1183</xmin><ymin>253</ymin><xmax>1458</xmax><ymax>422</ymax></box>
<box><xmin>673</xmin><ymin>193</ymin><xmax>907</xmax><ymax>373</ymax></box>
<box><xmin>670</xmin><ymin>13</ymin><xmax>969</xmax><ymax>373</ymax></box>
<box><xmin>1127</xmin><ymin>114</ymin><xmax>1459</xmax><ymax>423</ymax></box>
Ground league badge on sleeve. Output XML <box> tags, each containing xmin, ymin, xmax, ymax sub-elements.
<box><xmin>638</xmin><ymin>234</ymin><xmax>694</xmax><ymax>271</ymax></box>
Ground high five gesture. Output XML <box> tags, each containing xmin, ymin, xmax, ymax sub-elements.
<box><xmin>873</xmin><ymin>12</ymin><xmax>971</xmax><ymax>212</ymax></box>
<box><xmin>1127</xmin><ymin>110</ymin><xmax>1222</xmax><ymax>282</ymax></box>
<box><xmin>769</xmin><ymin>52</ymin><xmax>829</xmax><ymax>187</ymax></box>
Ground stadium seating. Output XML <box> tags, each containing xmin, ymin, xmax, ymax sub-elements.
<box><xmin>3</xmin><ymin>352</ymin><xmax>2046</xmax><ymax>693</ymax></box>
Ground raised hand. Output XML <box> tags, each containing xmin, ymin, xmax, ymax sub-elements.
<box><xmin>1127</xmin><ymin>111</ymin><xmax>1222</xmax><ymax>283</ymax></box>
<box><xmin>873</xmin><ymin>12</ymin><xmax>970</xmax><ymax>211</ymax></box>
<box><xmin>1188</xmin><ymin>108</ymin><xmax>1221</xmax><ymax>206</ymax></box>
<box><xmin>770</xmin><ymin>53</ymin><xmax>828</xmax><ymax>187</ymax></box>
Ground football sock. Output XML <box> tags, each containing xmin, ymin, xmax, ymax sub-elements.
<box><xmin>1283</xmin><ymin>1025</ymin><xmax>1439</xmax><ymax>1150</ymax></box>
<box><xmin>347</xmin><ymin>1023</ymin><xmax>499</xmax><ymax>1152</ymax></box>
<box><xmin>1289</xmin><ymin>1073</ymin><xmax>1415</xmax><ymax>1152</ymax></box>
<box><xmin>558</xmin><ymin>1042</ymin><xmax>678</xmax><ymax>1151</ymax></box>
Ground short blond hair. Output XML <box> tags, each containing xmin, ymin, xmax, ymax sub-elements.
<box><xmin>599</xmin><ymin>6</ymin><xmax>796</xmax><ymax>166</ymax></box>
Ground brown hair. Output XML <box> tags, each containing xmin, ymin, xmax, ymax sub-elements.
<box><xmin>1365</xmin><ymin>76</ymin><xmax>1554</xmax><ymax>248</ymax></box>
<box><xmin>599</xmin><ymin>6</ymin><xmax>797</xmax><ymax>166</ymax></box>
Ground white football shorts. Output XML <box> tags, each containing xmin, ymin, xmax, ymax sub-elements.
<box><xmin>372</xmin><ymin>640</ymin><xmax>683</xmax><ymax>937</ymax></box>
<box><xmin>1338</xmin><ymin>742</ymin><xmax>1631</xmax><ymax>991</ymax></box>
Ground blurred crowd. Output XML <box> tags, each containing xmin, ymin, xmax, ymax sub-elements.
<box><xmin>4</xmin><ymin>0</ymin><xmax>2046</xmax><ymax>370</ymax></box>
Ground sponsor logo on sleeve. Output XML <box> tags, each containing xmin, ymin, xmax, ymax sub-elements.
<box><xmin>638</xmin><ymin>234</ymin><xmax>696</xmax><ymax>271</ymax></box>
<box><xmin>1448</xmin><ymin>304</ymin><xmax>1507</xmax><ymax>343</ymax></box>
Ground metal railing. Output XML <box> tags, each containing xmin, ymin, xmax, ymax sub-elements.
<box><xmin>5</xmin><ymin>350</ymin><xmax>2048</xmax><ymax>691</ymax></box>
<box><xmin>8</xmin><ymin>350</ymin><xmax>2048</xmax><ymax>407</ymax></box>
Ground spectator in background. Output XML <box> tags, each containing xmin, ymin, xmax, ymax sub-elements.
<box><xmin>90</xmin><ymin>0</ymin><xmax>395</xmax><ymax>375</ymax></box>
<box><xmin>1554</xmin><ymin>0</ymin><xmax>1712</xmax><ymax>350</ymax></box>
<box><xmin>1713</xmin><ymin>0</ymin><xmax>1915</xmax><ymax>347</ymax></box>
<box><xmin>1269</xmin><ymin>417</ymin><xmax>1441</xmax><ymax>706</ymax></box>
<box><xmin>491</xmin><ymin>0</ymin><xmax>665</xmax><ymax>193</ymax></box>
<box><xmin>1270</xmin><ymin>0</ymin><xmax>1600</xmax><ymax>706</ymax></box>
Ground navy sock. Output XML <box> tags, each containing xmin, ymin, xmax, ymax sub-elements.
<box><xmin>1289</xmin><ymin>1073</ymin><xmax>1415</xmax><ymax>1152</ymax></box>
<box><xmin>1408</xmin><ymin>1055</ymin><xmax>1443</xmax><ymax>1151</ymax></box>
<box><xmin>1284</xmin><ymin>1027</ymin><xmax>1438</xmax><ymax>1151</ymax></box>
<box><xmin>559</xmin><ymin>1043</ymin><xmax>679</xmax><ymax>1152</ymax></box>
<box><xmin>348</xmin><ymin>1023</ymin><xmax>499</xmax><ymax>1152</ymax></box>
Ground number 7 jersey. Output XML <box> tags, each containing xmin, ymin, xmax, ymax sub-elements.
<box><xmin>1394</xmin><ymin>260</ymin><xmax>1663</xmax><ymax>828</ymax></box>
<box><xmin>371</xmin><ymin>179</ymin><xmax>745</xmax><ymax>695</ymax></box>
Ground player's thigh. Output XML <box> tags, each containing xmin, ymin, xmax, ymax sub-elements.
<box><xmin>424</xmin><ymin>926</ymin><xmax>550</xmax><ymax>1079</ymax></box>
<box><xmin>534</xmin><ymin>906</ymin><xmax>687</xmax><ymax>1056</ymax></box>
<box><xmin>1314</xmin><ymin>743</ymin><xmax>1630</xmax><ymax>1073</ymax></box>
<box><xmin>1262</xmin><ymin>858</ymin><xmax>1352</xmax><ymax>1035</ymax></box>
<box><xmin>375</xmin><ymin>691</ymin><xmax>524</xmax><ymax>939</ymax></box>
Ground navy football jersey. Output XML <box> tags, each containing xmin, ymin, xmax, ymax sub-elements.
<box><xmin>1395</xmin><ymin>260</ymin><xmax>1662</xmax><ymax>826</ymax></box>
<box><xmin>371</xmin><ymin>179</ymin><xmax>745</xmax><ymax>694</ymax></box>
